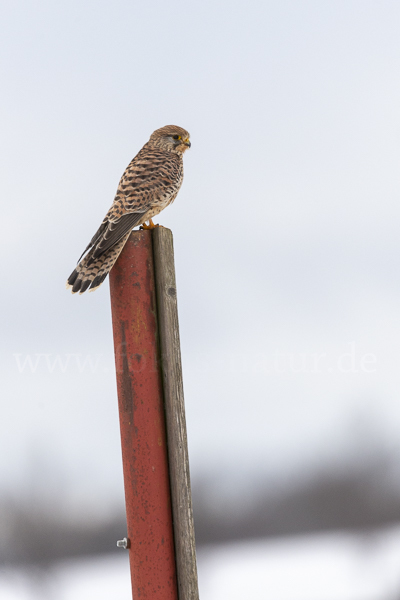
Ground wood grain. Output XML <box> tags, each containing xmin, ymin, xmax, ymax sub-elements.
<box><xmin>152</xmin><ymin>227</ymin><xmax>200</xmax><ymax>600</ymax></box>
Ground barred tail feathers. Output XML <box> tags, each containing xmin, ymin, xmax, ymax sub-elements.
<box><xmin>66</xmin><ymin>233</ymin><xmax>130</xmax><ymax>294</ymax></box>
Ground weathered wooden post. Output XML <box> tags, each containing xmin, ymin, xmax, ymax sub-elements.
<box><xmin>109</xmin><ymin>228</ymin><xmax>199</xmax><ymax>600</ymax></box>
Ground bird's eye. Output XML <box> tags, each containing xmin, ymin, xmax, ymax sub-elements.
<box><xmin>172</xmin><ymin>135</ymin><xmax>181</xmax><ymax>140</ymax></box>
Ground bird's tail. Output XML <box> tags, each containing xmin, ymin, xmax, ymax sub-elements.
<box><xmin>66</xmin><ymin>232</ymin><xmax>130</xmax><ymax>294</ymax></box>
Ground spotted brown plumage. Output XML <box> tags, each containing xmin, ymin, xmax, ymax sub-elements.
<box><xmin>66</xmin><ymin>125</ymin><xmax>190</xmax><ymax>294</ymax></box>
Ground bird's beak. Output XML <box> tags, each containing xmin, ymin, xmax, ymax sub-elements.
<box><xmin>184</xmin><ymin>138</ymin><xmax>191</xmax><ymax>148</ymax></box>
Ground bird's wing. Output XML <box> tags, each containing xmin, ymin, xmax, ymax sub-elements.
<box><xmin>90</xmin><ymin>211</ymin><xmax>147</xmax><ymax>260</ymax></box>
<box><xmin>76</xmin><ymin>222</ymin><xmax>108</xmax><ymax>263</ymax></box>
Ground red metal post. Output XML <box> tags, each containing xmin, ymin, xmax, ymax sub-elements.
<box><xmin>109</xmin><ymin>230</ymin><xmax>178</xmax><ymax>600</ymax></box>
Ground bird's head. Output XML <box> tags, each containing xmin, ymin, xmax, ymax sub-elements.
<box><xmin>149</xmin><ymin>125</ymin><xmax>191</xmax><ymax>154</ymax></box>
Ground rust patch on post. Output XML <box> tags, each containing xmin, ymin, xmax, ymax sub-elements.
<box><xmin>119</xmin><ymin>321</ymin><xmax>134</xmax><ymax>425</ymax></box>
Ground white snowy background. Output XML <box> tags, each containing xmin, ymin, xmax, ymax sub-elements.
<box><xmin>2</xmin><ymin>528</ymin><xmax>400</xmax><ymax>600</ymax></box>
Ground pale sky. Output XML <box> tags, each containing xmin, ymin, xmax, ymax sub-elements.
<box><xmin>1</xmin><ymin>0</ymin><xmax>400</xmax><ymax>511</ymax></box>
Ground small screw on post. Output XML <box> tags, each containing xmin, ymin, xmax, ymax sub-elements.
<box><xmin>116</xmin><ymin>537</ymin><xmax>129</xmax><ymax>549</ymax></box>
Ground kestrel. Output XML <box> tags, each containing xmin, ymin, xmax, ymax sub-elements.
<box><xmin>66</xmin><ymin>125</ymin><xmax>190</xmax><ymax>294</ymax></box>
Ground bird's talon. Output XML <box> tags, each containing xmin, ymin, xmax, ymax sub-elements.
<box><xmin>140</xmin><ymin>219</ymin><xmax>159</xmax><ymax>230</ymax></box>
